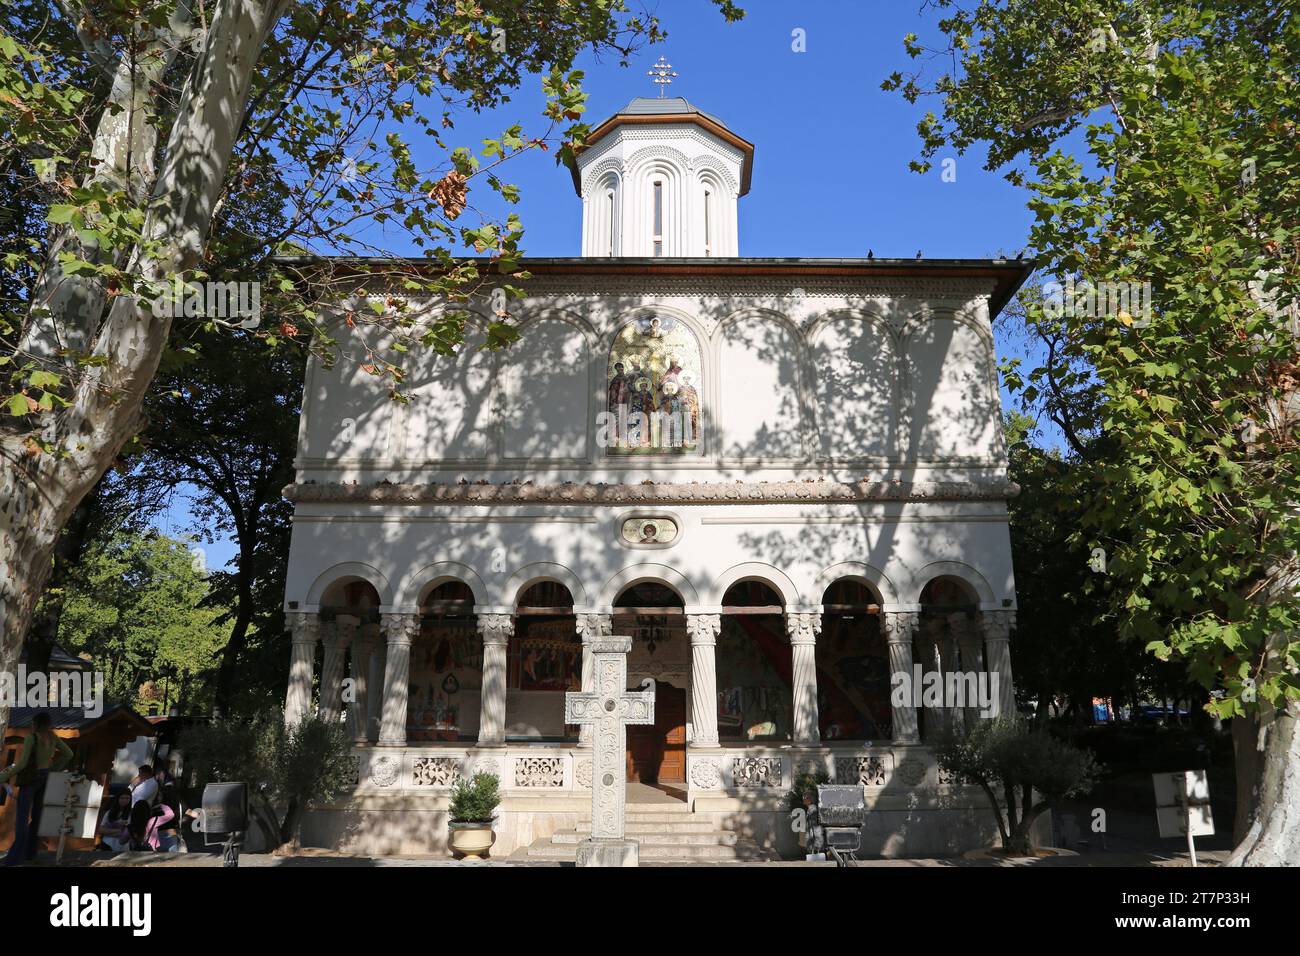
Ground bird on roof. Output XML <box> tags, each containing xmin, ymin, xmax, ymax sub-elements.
<box><xmin>867</xmin><ymin>249</ymin><xmax>874</xmax><ymax>259</ymax></box>
<box><xmin>916</xmin><ymin>249</ymin><xmax>923</xmax><ymax>259</ymax></box>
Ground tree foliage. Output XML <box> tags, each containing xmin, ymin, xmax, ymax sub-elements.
<box><xmin>887</xmin><ymin>0</ymin><xmax>1300</xmax><ymax>863</ymax></box>
<box><xmin>0</xmin><ymin>0</ymin><xmax>746</xmax><ymax>738</ymax></box>
<box><xmin>58</xmin><ymin>527</ymin><xmax>228</xmax><ymax>711</ymax></box>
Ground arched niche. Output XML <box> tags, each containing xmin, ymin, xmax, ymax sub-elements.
<box><xmin>500</xmin><ymin>315</ymin><xmax>590</xmax><ymax>460</ymax></box>
<box><xmin>811</xmin><ymin>314</ymin><xmax>898</xmax><ymax>460</ymax></box>
<box><xmin>716</xmin><ymin>314</ymin><xmax>802</xmax><ymax>460</ymax></box>
<box><xmin>404</xmin><ymin>317</ymin><xmax>494</xmax><ymax>460</ymax></box>
<box><xmin>301</xmin><ymin>332</ymin><xmax>396</xmax><ymax>461</ymax></box>
<box><xmin>905</xmin><ymin>315</ymin><xmax>999</xmax><ymax>460</ymax></box>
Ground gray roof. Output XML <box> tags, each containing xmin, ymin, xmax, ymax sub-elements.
<box><xmin>5</xmin><ymin>703</ymin><xmax>154</xmax><ymax>733</ymax></box>
<box><xmin>614</xmin><ymin>96</ymin><xmax>731</xmax><ymax>130</ymax></box>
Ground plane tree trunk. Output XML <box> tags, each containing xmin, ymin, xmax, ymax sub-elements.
<box><xmin>0</xmin><ymin>0</ymin><xmax>291</xmax><ymax>731</ymax></box>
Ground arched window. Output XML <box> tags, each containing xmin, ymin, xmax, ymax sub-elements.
<box><xmin>703</xmin><ymin>187</ymin><xmax>713</xmax><ymax>257</ymax></box>
<box><xmin>605</xmin><ymin>316</ymin><xmax>702</xmax><ymax>455</ymax></box>
<box><xmin>652</xmin><ymin>180</ymin><xmax>664</xmax><ymax>256</ymax></box>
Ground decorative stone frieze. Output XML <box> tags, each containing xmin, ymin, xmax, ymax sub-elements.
<box><xmin>690</xmin><ymin>759</ymin><xmax>721</xmax><ymax>790</ymax></box>
<box><xmin>733</xmin><ymin>756</ymin><xmax>783</xmax><ymax>789</ymax></box>
<box><xmin>284</xmin><ymin>477</ymin><xmax>1020</xmax><ymax>506</ymax></box>
<box><xmin>514</xmin><ymin>757</ymin><xmax>565</xmax><ymax>788</ymax></box>
<box><xmin>369</xmin><ymin>754</ymin><xmax>400</xmax><ymax>788</ymax></box>
<box><xmin>835</xmin><ymin>753</ymin><xmax>893</xmax><ymax>787</ymax></box>
<box><xmin>412</xmin><ymin>756</ymin><xmax>461</xmax><ymax>788</ymax></box>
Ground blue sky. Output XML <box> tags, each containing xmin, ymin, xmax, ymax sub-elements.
<box><xmin>376</xmin><ymin>1</ymin><xmax>1038</xmax><ymax>261</ymax></box>
<box><xmin>171</xmin><ymin>1</ymin><xmax>1048</xmax><ymax>574</ymax></box>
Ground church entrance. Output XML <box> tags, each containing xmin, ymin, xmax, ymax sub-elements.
<box><xmin>613</xmin><ymin>581</ymin><xmax>688</xmax><ymax>785</ymax></box>
<box><xmin>626</xmin><ymin>682</ymin><xmax>686</xmax><ymax>784</ymax></box>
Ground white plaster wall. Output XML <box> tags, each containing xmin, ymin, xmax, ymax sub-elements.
<box><xmin>284</xmin><ymin>501</ymin><xmax>1015</xmax><ymax>612</ymax></box>
<box><xmin>296</xmin><ymin>277</ymin><xmax>1009</xmax><ymax>486</ymax></box>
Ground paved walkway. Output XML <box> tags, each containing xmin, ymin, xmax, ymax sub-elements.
<box><xmin>32</xmin><ymin>846</ymin><xmax>1230</xmax><ymax>868</ymax></box>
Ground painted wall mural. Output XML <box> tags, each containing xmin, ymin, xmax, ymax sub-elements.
<box><xmin>508</xmin><ymin>619</ymin><xmax>582</xmax><ymax>692</ymax></box>
<box><xmin>407</xmin><ymin>621</ymin><xmax>482</xmax><ymax>742</ymax></box>
<box><xmin>605</xmin><ymin>316</ymin><xmax>702</xmax><ymax>454</ymax></box>
<box><xmin>715</xmin><ymin>617</ymin><xmax>793</xmax><ymax>741</ymax></box>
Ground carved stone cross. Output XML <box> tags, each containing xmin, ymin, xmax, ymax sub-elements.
<box><xmin>564</xmin><ymin>636</ymin><xmax>655</xmax><ymax>866</ymax></box>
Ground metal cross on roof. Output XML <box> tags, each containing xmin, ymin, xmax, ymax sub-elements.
<box><xmin>647</xmin><ymin>56</ymin><xmax>678</xmax><ymax>98</ymax></box>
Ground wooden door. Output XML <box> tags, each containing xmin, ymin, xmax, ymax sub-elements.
<box><xmin>626</xmin><ymin>683</ymin><xmax>687</xmax><ymax>783</ymax></box>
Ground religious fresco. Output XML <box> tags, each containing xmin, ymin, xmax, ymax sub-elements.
<box><xmin>619</xmin><ymin>516</ymin><xmax>679</xmax><ymax>546</ymax></box>
<box><xmin>605</xmin><ymin>316</ymin><xmax>702</xmax><ymax>454</ymax></box>
<box><xmin>407</xmin><ymin>621</ymin><xmax>482</xmax><ymax>742</ymax></box>
<box><xmin>508</xmin><ymin>619</ymin><xmax>583</xmax><ymax>692</ymax></box>
<box><xmin>715</xmin><ymin>617</ymin><xmax>793</xmax><ymax>741</ymax></box>
<box><xmin>814</xmin><ymin>617</ymin><xmax>893</xmax><ymax>741</ymax></box>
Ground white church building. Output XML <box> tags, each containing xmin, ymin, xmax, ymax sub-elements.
<box><xmin>280</xmin><ymin>91</ymin><xmax>1032</xmax><ymax>860</ymax></box>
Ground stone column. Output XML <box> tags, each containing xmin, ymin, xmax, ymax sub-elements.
<box><xmin>951</xmin><ymin>611</ymin><xmax>986</xmax><ymax>731</ymax></box>
<box><xmin>575</xmin><ymin>612</ymin><xmax>612</xmax><ymax>747</ymax></box>
<box><xmin>981</xmin><ymin>610</ymin><xmax>1017</xmax><ymax>720</ymax></box>
<box><xmin>348</xmin><ymin>633</ymin><xmax>376</xmax><ymax>744</ymax></box>
<box><xmin>318</xmin><ymin>618</ymin><xmax>355</xmax><ymax>724</ymax></box>
<box><xmin>921</xmin><ymin>616</ymin><xmax>958</xmax><ymax>740</ymax></box>
<box><xmin>366</xmin><ymin>635</ymin><xmax>385</xmax><ymax>742</ymax></box>
<box><xmin>686</xmin><ymin>613</ymin><xmax>722</xmax><ymax>748</ymax></box>
<box><xmin>882</xmin><ymin>611</ymin><xmax>920</xmax><ymax>743</ymax></box>
<box><xmin>477</xmin><ymin>613</ymin><xmax>514</xmax><ymax>747</ymax></box>
<box><xmin>378</xmin><ymin>612</ymin><xmax>420</xmax><ymax>747</ymax></box>
<box><xmin>283</xmin><ymin>612</ymin><xmax>320</xmax><ymax>727</ymax></box>
<box><xmin>786</xmin><ymin>611</ymin><xmax>821</xmax><ymax>745</ymax></box>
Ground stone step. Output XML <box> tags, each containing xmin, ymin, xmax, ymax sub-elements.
<box><xmin>552</xmin><ymin>830</ymin><xmax>738</xmax><ymax>846</ymax></box>
<box><xmin>525</xmin><ymin>840</ymin><xmax>765</xmax><ymax>861</ymax></box>
<box><xmin>578</xmin><ymin>810</ymin><xmax>695</xmax><ymax>823</ymax></box>
<box><xmin>576</xmin><ymin>821</ymin><xmax>719</xmax><ymax>835</ymax></box>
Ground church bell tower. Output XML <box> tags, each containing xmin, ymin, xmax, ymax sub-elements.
<box><xmin>570</xmin><ymin>62</ymin><xmax>754</xmax><ymax>258</ymax></box>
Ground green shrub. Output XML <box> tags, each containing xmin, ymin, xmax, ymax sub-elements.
<box><xmin>181</xmin><ymin>709</ymin><xmax>355</xmax><ymax>848</ymax></box>
<box><xmin>938</xmin><ymin>717</ymin><xmax>1101</xmax><ymax>855</ymax></box>
<box><xmin>785</xmin><ymin>768</ymin><xmax>830</xmax><ymax>810</ymax></box>
<box><xmin>449</xmin><ymin>772</ymin><xmax>501</xmax><ymax>824</ymax></box>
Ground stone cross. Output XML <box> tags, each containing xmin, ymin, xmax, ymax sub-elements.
<box><xmin>564</xmin><ymin>636</ymin><xmax>655</xmax><ymax>867</ymax></box>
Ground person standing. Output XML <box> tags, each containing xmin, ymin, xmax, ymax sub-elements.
<box><xmin>127</xmin><ymin>765</ymin><xmax>158</xmax><ymax>850</ymax></box>
<box><xmin>0</xmin><ymin>713</ymin><xmax>74</xmax><ymax>865</ymax></box>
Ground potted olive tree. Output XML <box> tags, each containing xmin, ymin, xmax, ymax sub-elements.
<box><xmin>447</xmin><ymin>772</ymin><xmax>500</xmax><ymax>860</ymax></box>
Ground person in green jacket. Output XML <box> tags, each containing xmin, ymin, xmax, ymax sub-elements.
<box><xmin>1</xmin><ymin>713</ymin><xmax>74</xmax><ymax>865</ymax></box>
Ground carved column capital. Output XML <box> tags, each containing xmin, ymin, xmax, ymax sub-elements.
<box><xmin>686</xmin><ymin>613</ymin><xmax>721</xmax><ymax>646</ymax></box>
<box><xmin>322</xmin><ymin>618</ymin><xmax>357</xmax><ymax>650</ymax></box>
<box><xmin>980</xmin><ymin>610</ymin><xmax>1016</xmax><ymax>644</ymax></box>
<box><xmin>785</xmin><ymin>612</ymin><xmax>821</xmax><ymax>646</ymax></box>
<box><xmin>380</xmin><ymin>612</ymin><xmax>421</xmax><ymax>646</ymax></box>
<box><xmin>477</xmin><ymin>613</ymin><xmax>515</xmax><ymax>646</ymax></box>
<box><xmin>289</xmin><ymin>612</ymin><xmax>321</xmax><ymax>646</ymax></box>
<box><xmin>575</xmin><ymin>613</ymin><xmax>613</xmax><ymax>644</ymax></box>
<box><xmin>882</xmin><ymin>611</ymin><xmax>920</xmax><ymax>644</ymax></box>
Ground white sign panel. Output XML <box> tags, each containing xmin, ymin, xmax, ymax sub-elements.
<box><xmin>38</xmin><ymin>773</ymin><xmax>105</xmax><ymax>839</ymax></box>
<box><xmin>1153</xmin><ymin>769</ymin><xmax>1214</xmax><ymax>838</ymax></box>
